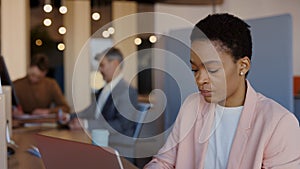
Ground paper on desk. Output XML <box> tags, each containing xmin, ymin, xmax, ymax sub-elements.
<box><xmin>24</xmin><ymin>123</ymin><xmax>57</xmax><ymax>128</ymax></box>
<box><xmin>14</xmin><ymin>114</ymin><xmax>56</xmax><ymax>120</ymax></box>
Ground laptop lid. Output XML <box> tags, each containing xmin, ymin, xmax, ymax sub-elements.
<box><xmin>35</xmin><ymin>134</ymin><xmax>124</xmax><ymax>169</ymax></box>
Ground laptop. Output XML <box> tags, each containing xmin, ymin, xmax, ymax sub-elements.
<box><xmin>35</xmin><ymin>134</ymin><xmax>124</xmax><ymax>169</ymax></box>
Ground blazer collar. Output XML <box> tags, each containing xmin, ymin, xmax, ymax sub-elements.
<box><xmin>200</xmin><ymin>80</ymin><xmax>257</xmax><ymax>128</ymax></box>
<box><xmin>238</xmin><ymin>80</ymin><xmax>257</xmax><ymax>130</ymax></box>
<box><xmin>226</xmin><ymin>80</ymin><xmax>258</xmax><ymax>168</ymax></box>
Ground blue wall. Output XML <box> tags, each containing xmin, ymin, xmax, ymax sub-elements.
<box><xmin>247</xmin><ymin>14</ymin><xmax>294</xmax><ymax>112</ymax></box>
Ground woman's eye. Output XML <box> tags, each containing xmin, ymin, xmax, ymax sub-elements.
<box><xmin>207</xmin><ymin>69</ymin><xmax>219</xmax><ymax>73</ymax></box>
<box><xmin>191</xmin><ymin>69</ymin><xmax>198</xmax><ymax>73</ymax></box>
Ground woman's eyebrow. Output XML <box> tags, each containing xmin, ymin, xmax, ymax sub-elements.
<box><xmin>190</xmin><ymin>60</ymin><xmax>221</xmax><ymax>66</ymax></box>
<box><xmin>203</xmin><ymin>60</ymin><xmax>221</xmax><ymax>66</ymax></box>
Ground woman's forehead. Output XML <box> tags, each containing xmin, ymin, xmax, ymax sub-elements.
<box><xmin>190</xmin><ymin>40</ymin><xmax>234</xmax><ymax>65</ymax></box>
<box><xmin>191</xmin><ymin>41</ymin><xmax>222</xmax><ymax>63</ymax></box>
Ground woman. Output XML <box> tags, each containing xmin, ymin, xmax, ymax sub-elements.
<box><xmin>144</xmin><ymin>13</ymin><xmax>300</xmax><ymax>169</ymax></box>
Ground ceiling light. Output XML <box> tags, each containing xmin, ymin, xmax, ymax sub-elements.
<box><xmin>149</xmin><ymin>35</ymin><xmax>157</xmax><ymax>43</ymax></box>
<box><xmin>57</xmin><ymin>43</ymin><xmax>65</xmax><ymax>51</ymax></box>
<box><xmin>59</xmin><ymin>6</ymin><xmax>68</xmax><ymax>14</ymax></box>
<box><xmin>102</xmin><ymin>31</ymin><xmax>110</xmax><ymax>38</ymax></box>
<box><xmin>35</xmin><ymin>39</ymin><xmax>43</xmax><ymax>46</ymax></box>
<box><xmin>43</xmin><ymin>4</ymin><xmax>53</xmax><ymax>13</ymax></box>
<box><xmin>134</xmin><ymin>38</ymin><xmax>142</xmax><ymax>45</ymax></box>
<box><xmin>43</xmin><ymin>18</ymin><xmax>52</xmax><ymax>27</ymax></box>
<box><xmin>108</xmin><ymin>27</ymin><xmax>115</xmax><ymax>34</ymax></box>
<box><xmin>92</xmin><ymin>12</ymin><xmax>101</xmax><ymax>21</ymax></box>
<box><xmin>58</xmin><ymin>27</ymin><xmax>67</xmax><ymax>35</ymax></box>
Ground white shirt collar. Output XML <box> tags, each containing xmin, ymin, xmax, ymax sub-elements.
<box><xmin>105</xmin><ymin>73</ymin><xmax>123</xmax><ymax>91</ymax></box>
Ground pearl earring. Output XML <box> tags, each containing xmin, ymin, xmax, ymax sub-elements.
<box><xmin>240</xmin><ymin>72</ymin><xmax>244</xmax><ymax>76</ymax></box>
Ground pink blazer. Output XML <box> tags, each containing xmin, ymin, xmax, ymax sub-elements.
<box><xmin>144</xmin><ymin>81</ymin><xmax>300</xmax><ymax>169</ymax></box>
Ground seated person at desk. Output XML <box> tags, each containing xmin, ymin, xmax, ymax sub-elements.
<box><xmin>145</xmin><ymin>13</ymin><xmax>300</xmax><ymax>169</ymax></box>
<box><xmin>63</xmin><ymin>48</ymin><xmax>138</xmax><ymax>137</ymax></box>
<box><xmin>13</xmin><ymin>54</ymin><xmax>70</xmax><ymax>116</ymax></box>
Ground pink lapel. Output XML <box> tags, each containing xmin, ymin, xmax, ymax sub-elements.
<box><xmin>197</xmin><ymin>101</ymin><xmax>217</xmax><ymax>169</ymax></box>
<box><xmin>227</xmin><ymin>81</ymin><xmax>257</xmax><ymax>168</ymax></box>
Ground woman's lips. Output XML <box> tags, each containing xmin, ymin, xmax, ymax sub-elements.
<box><xmin>200</xmin><ymin>90</ymin><xmax>212</xmax><ymax>97</ymax></box>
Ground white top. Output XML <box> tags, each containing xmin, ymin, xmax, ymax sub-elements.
<box><xmin>204</xmin><ymin>104</ymin><xmax>243</xmax><ymax>169</ymax></box>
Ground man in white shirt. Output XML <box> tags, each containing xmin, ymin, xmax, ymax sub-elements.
<box><xmin>67</xmin><ymin>48</ymin><xmax>138</xmax><ymax>137</ymax></box>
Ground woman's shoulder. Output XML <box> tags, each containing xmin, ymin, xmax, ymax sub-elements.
<box><xmin>182</xmin><ymin>92</ymin><xmax>208</xmax><ymax>108</ymax></box>
<box><xmin>247</xmin><ymin>81</ymin><xmax>291</xmax><ymax>118</ymax></box>
<box><xmin>177</xmin><ymin>92</ymin><xmax>207</xmax><ymax>120</ymax></box>
<box><xmin>254</xmin><ymin>93</ymin><xmax>295</xmax><ymax>125</ymax></box>
<box><xmin>253</xmin><ymin>93</ymin><xmax>299</xmax><ymax>143</ymax></box>
<box><xmin>256</xmin><ymin>93</ymin><xmax>290</xmax><ymax>114</ymax></box>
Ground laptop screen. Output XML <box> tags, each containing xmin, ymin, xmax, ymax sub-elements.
<box><xmin>35</xmin><ymin>134</ymin><xmax>124</xmax><ymax>169</ymax></box>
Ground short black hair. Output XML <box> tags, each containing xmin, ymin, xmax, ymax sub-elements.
<box><xmin>30</xmin><ymin>53</ymin><xmax>49</xmax><ymax>72</ymax></box>
<box><xmin>190</xmin><ymin>13</ymin><xmax>252</xmax><ymax>62</ymax></box>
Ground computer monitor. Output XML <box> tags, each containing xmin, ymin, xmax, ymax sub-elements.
<box><xmin>0</xmin><ymin>56</ymin><xmax>17</xmax><ymax>156</ymax></box>
<box><xmin>0</xmin><ymin>56</ymin><xmax>20</xmax><ymax>107</ymax></box>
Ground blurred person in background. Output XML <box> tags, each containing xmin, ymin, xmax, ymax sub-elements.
<box><xmin>13</xmin><ymin>53</ymin><xmax>70</xmax><ymax>116</ymax></box>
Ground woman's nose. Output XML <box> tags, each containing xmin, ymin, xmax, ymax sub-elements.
<box><xmin>195</xmin><ymin>69</ymin><xmax>209</xmax><ymax>86</ymax></box>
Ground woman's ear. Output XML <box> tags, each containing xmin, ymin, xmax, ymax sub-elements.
<box><xmin>238</xmin><ymin>56</ymin><xmax>251</xmax><ymax>76</ymax></box>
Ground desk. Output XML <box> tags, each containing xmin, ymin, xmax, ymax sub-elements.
<box><xmin>9</xmin><ymin>127</ymin><xmax>138</xmax><ymax>169</ymax></box>
<box><xmin>12</xmin><ymin>114</ymin><xmax>57</xmax><ymax>128</ymax></box>
<box><xmin>9</xmin><ymin>127</ymin><xmax>51</xmax><ymax>169</ymax></box>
